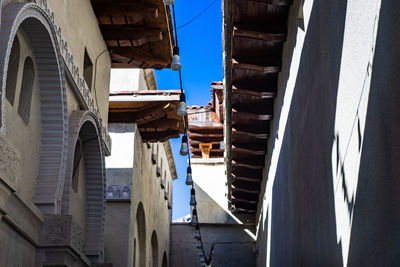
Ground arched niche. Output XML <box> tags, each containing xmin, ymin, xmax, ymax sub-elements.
<box><xmin>162</xmin><ymin>251</ymin><xmax>168</xmax><ymax>267</ymax></box>
<box><xmin>0</xmin><ymin>3</ymin><xmax>68</xmax><ymax>214</ymax></box>
<box><xmin>136</xmin><ymin>202</ymin><xmax>147</xmax><ymax>267</ymax></box>
<box><xmin>151</xmin><ymin>231</ymin><xmax>159</xmax><ymax>267</ymax></box>
<box><xmin>62</xmin><ymin>110</ymin><xmax>106</xmax><ymax>263</ymax></box>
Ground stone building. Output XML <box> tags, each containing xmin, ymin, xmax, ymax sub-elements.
<box><xmin>221</xmin><ymin>0</ymin><xmax>400</xmax><ymax>266</ymax></box>
<box><xmin>0</xmin><ymin>0</ymin><xmax>175</xmax><ymax>266</ymax></box>
<box><xmin>169</xmin><ymin>86</ymin><xmax>256</xmax><ymax>267</ymax></box>
<box><xmin>105</xmin><ymin>69</ymin><xmax>183</xmax><ymax>267</ymax></box>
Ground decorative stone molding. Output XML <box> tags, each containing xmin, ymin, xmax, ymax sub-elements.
<box><xmin>32</xmin><ymin>0</ymin><xmax>111</xmax><ymax>155</ymax></box>
<box><xmin>0</xmin><ymin>133</ymin><xmax>20</xmax><ymax>190</ymax></box>
<box><xmin>0</xmin><ymin>2</ymin><xmax>69</xmax><ymax>214</ymax></box>
<box><xmin>62</xmin><ymin>110</ymin><xmax>106</xmax><ymax>263</ymax></box>
<box><xmin>39</xmin><ymin>215</ymin><xmax>84</xmax><ymax>254</ymax></box>
<box><xmin>106</xmin><ymin>185</ymin><xmax>131</xmax><ymax>201</ymax></box>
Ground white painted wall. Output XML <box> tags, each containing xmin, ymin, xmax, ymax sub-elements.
<box><xmin>109</xmin><ymin>69</ymin><xmax>148</xmax><ymax>92</ymax></box>
<box><xmin>257</xmin><ymin>0</ymin><xmax>384</xmax><ymax>266</ymax></box>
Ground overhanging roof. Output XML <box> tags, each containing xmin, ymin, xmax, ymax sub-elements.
<box><xmin>109</xmin><ymin>90</ymin><xmax>185</xmax><ymax>142</ymax></box>
<box><xmin>91</xmin><ymin>0</ymin><xmax>174</xmax><ymax>69</ymax></box>
<box><xmin>223</xmin><ymin>0</ymin><xmax>292</xmax><ymax>215</ymax></box>
<box><xmin>187</xmin><ymin>83</ymin><xmax>224</xmax><ymax>158</ymax></box>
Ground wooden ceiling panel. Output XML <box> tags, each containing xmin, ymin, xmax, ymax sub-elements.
<box><xmin>92</xmin><ymin>0</ymin><xmax>173</xmax><ymax>69</ymax></box>
<box><xmin>226</xmin><ymin>0</ymin><xmax>293</xmax><ymax>215</ymax></box>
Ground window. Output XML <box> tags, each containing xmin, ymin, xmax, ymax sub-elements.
<box><xmin>6</xmin><ymin>36</ymin><xmax>20</xmax><ymax>105</ymax></box>
<box><xmin>72</xmin><ymin>138</ymin><xmax>83</xmax><ymax>193</ymax></box>
<box><xmin>17</xmin><ymin>57</ymin><xmax>35</xmax><ymax>124</ymax></box>
<box><xmin>83</xmin><ymin>48</ymin><xmax>93</xmax><ymax>90</ymax></box>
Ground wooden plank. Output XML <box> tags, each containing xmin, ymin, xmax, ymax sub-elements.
<box><xmin>232</xmin><ymin>109</ymin><xmax>272</xmax><ymax>121</ymax></box>
<box><xmin>233</xmin><ymin>0</ymin><xmax>292</xmax><ymax>6</ymax></box>
<box><xmin>232</xmin><ymin>146</ymin><xmax>266</xmax><ymax>156</ymax></box>
<box><xmin>101</xmin><ymin>26</ymin><xmax>163</xmax><ymax>46</ymax></box>
<box><xmin>141</xmin><ymin>131</ymin><xmax>181</xmax><ymax>142</ymax></box>
<box><xmin>232</xmin><ymin>175</ymin><xmax>260</xmax><ymax>183</ymax></box>
<box><xmin>234</xmin><ymin>27</ymin><xmax>286</xmax><ymax>42</ymax></box>
<box><xmin>231</xmin><ymin>196</ymin><xmax>258</xmax><ymax>204</ymax></box>
<box><xmin>94</xmin><ymin>3</ymin><xmax>158</xmax><ymax>22</ymax></box>
<box><xmin>139</xmin><ymin>118</ymin><xmax>181</xmax><ymax>131</ymax></box>
<box><xmin>232</xmin><ymin>161</ymin><xmax>264</xmax><ymax>170</ymax></box>
<box><xmin>232</xmin><ymin>59</ymin><xmax>280</xmax><ymax>73</ymax></box>
<box><xmin>233</xmin><ymin>88</ymin><xmax>276</xmax><ymax>98</ymax></box>
<box><xmin>111</xmin><ymin>47</ymin><xmax>169</xmax><ymax>68</ymax></box>
<box><xmin>232</xmin><ymin>185</ymin><xmax>260</xmax><ymax>194</ymax></box>
<box><xmin>232</xmin><ymin>129</ymin><xmax>269</xmax><ymax>139</ymax></box>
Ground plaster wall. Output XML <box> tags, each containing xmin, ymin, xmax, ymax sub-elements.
<box><xmin>256</xmin><ymin>0</ymin><xmax>396</xmax><ymax>266</ymax></box>
<box><xmin>5</xmin><ymin>30</ymin><xmax>41</xmax><ymax>204</ymax></box>
<box><xmin>105</xmin><ymin>123</ymin><xmax>174</xmax><ymax>267</ymax></box>
<box><xmin>191</xmin><ymin>158</ymin><xmax>236</xmax><ymax>224</ymax></box>
<box><xmin>0</xmin><ymin>0</ymin><xmax>111</xmax><ymax>265</ymax></box>
<box><xmin>109</xmin><ymin>69</ymin><xmax>148</xmax><ymax>92</ymax></box>
<box><xmin>170</xmin><ymin>223</ymin><xmax>256</xmax><ymax>267</ymax></box>
<box><xmin>48</xmin><ymin>0</ymin><xmax>111</xmax><ymax>126</ymax></box>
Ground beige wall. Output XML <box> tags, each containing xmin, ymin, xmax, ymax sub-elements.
<box><xmin>5</xmin><ymin>30</ymin><xmax>41</xmax><ymax>204</ymax></box>
<box><xmin>130</xmin><ymin>136</ymin><xmax>173</xmax><ymax>267</ymax></box>
<box><xmin>0</xmin><ymin>0</ymin><xmax>111</xmax><ymax>265</ymax></box>
<box><xmin>105</xmin><ymin>123</ymin><xmax>174</xmax><ymax>267</ymax></box>
<box><xmin>48</xmin><ymin>0</ymin><xmax>111</xmax><ymax>126</ymax></box>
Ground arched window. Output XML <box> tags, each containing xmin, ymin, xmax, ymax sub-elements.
<box><xmin>6</xmin><ymin>36</ymin><xmax>20</xmax><ymax>105</ymax></box>
<box><xmin>151</xmin><ymin>231</ymin><xmax>158</xmax><ymax>267</ymax></box>
<box><xmin>72</xmin><ymin>138</ymin><xmax>83</xmax><ymax>193</ymax></box>
<box><xmin>136</xmin><ymin>202</ymin><xmax>146</xmax><ymax>267</ymax></box>
<box><xmin>133</xmin><ymin>238</ymin><xmax>137</xmax><ymax>267</ymax></box>
<box><xmin>17</xmin><ymin>57</ymin><xmax>35</xmax><ymax>124</ymax></box>
<box><xmin>162</xmin><ymin>252</ymin><xmax>168</xmax><ymax>267</ymax></box>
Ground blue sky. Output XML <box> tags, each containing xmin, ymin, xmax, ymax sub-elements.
<box><xmin>154</xmin><ymin>1</ymin><xmax>223</xmax><ymax>221</ymax></box>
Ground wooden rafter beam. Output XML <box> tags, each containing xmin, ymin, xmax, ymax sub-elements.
<box><xmin>232</xmin><ymin>109</ymin><xmax>272</xmax><ymax>121</ymax></box>
<box><xmin>232</xmin><ymin>0</ymin><xmax>292</xmax><ymax>6</ymax></box>
<box><xmin>94</xmin><ymin>3</ymin><xmax>158</xmax><ymax>23</ymax></box>
<box><xmin>231</xmin><ymin>207</ymin><xmax>256</xmax><ymax>214</ymax></box>
<box><xmin>141</xmin><ymin>131</ymin><xmax>181</xmax><ymax>142</ymax></box>
<box><xmin>111</xmin><ymin>47</ymin><xmax>170</xmax><ymax>68</ymax></box>
<box><xmin>232</xmin><ymin>161</ymin><xmax>264</xmax><ymax>170</ymax></box>
<box><xmin>188</xmin><ymin>132</ymin><xmax>223</xmax><ymax>139</ymax></box>
<box><xmin>139</xmin><ymin>118</ymin><xmax>181</xmax><ymax>131</ymax></box>
<box><xmin>188</xmin><ymin>125</ymin><xmax>223</xmax><ymax>132</ymax></box>
<box><xmin>232</xmin><ymin>59</ymin><xmax>281</xmax><ymax>73</ymax></box>
<box><xmin>233</xmin><ymin>88</ymin><xmax>276</xmax><ymax>98</ymax></box>
<box><xmin>231</xmin><ymin>196</ymin><xmax>258</xmax><ymax>205</ymax></box>
<box><xmin>234</xmin><ymin>26</ymin><xmax>287</xmax><ymax>42</ymax></box>
<box><xmin>189</xmin><ymin>140</ymin><xmax>221</xmax><ymax>146</ymax></box>
<box><xmin>232</xmin><ymin>146</ymin><xmax>266</xmax><ymax>156</ymax></box>
<box><xmin>101</xmin><ymin>26</ymin><xmax>163</xmax><ymax>46</ymax></box>
<box><xmin>232</xmin><ymin>175</ymin><xmax>260</xmax><ymax>183</ymax></box>
<box><xmin>232</xmin><ymin>185</ymin><xmax>260</xmax><ymax>194</ymax></box>
<box><xmin>232</xmin><ymin>129</ymin><xmax>269</xmax><ymax>140</ymax></box>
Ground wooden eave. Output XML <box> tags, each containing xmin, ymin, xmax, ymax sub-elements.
<box><xmin>224</xmin><ymin>0</ymin><xmax>292</xmax><ymax>215</ymax></box>
<box><xmin>108</xmin><ymin>90</ymin><xmax>184</xmax><ymax>142</ymax></box>
<box><xmin>91</xmin><ymin>0</ymin><xmax>174</xmax><ymax>69</ymax></box>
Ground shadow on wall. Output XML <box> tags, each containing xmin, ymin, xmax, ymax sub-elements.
<box><xmin>347</xmin><ymin>1</ymin><xmax>400</xmax><ymax>266</ymax></box>
<box><xmin>269</xmin><ymin>0</ymin><xmax>347</xmax><ymax>265</ymax></box>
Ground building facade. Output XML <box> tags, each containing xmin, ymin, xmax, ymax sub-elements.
<box><xmin>222</xmin><ymin>0</ymin><xmax>400</xmax><ymax>266</ymax></box>
<box><xmin>0</xmin><ymin>0</ymin><xmax>175</xmax><ymax>266</ymax></box>
<box><xmin>105</xmin><ymin>69</ymin><xmax>179</xmax><ymax>267</ymax></box>
<box><xmin>0</xmin><ymin>0</ymin><xmax>111</xmax><ymax>265</ymax></box>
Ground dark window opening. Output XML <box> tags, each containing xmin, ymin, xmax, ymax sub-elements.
<box><xmin>6</xmin><ymin>36</ymin><xmax>20</xmax><ymax>105</ymax></box>
<box><xmin>83</xmin><ymin>48</ymin><xmax>93</xmax><ymax>90</ymax></box>
<box><xmin>17</xmin><ymin>57</ymin><xmax>35</xmax><ymax>124</ymax></box>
